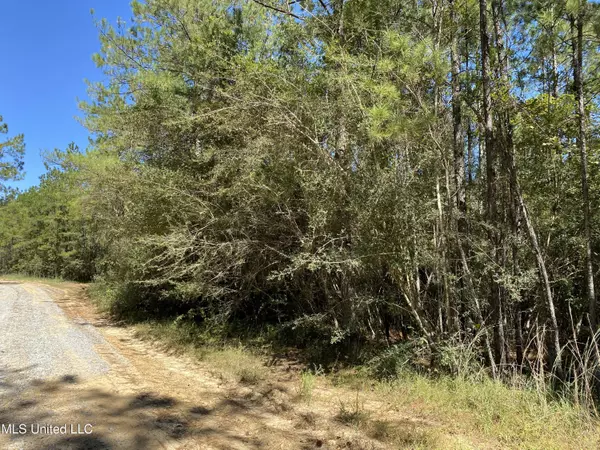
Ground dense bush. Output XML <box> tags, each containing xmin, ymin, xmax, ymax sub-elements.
<box><xmin>2</xmin><ymin>1</ymin><xmax>600</xmax><ymax>406</ymax></box>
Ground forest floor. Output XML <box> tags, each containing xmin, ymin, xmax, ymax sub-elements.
<box><xmin>0</xmin><ymin>278</ymin><xmax>598</xmax><ymax>449</ymax></box>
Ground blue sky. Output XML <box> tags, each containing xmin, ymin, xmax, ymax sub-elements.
<box><xmin>0</xmin><ymin>1</ymin><xmax>133</xmax><ymax>190</ymax></box>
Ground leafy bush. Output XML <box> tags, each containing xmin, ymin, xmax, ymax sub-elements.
<box><xmin>367</xmin><ymin>339</ymin><xmax>430</xmax><ymax>380</ymax></box>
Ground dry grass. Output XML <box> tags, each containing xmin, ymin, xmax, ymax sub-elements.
<box><xmin>362</xmin><ymin>373</ymin><xmax>600</xmax><ymax>449</ymax></box>
<box><xmin>131</xmin><ymin>322</ymin><xmax>268</xmax><ymax>385</ymax></box>
<box><xmin>336</xmin><ymin>391</ymin><xmax>370</xmax><ymax>427</ymax></box>
<box><xmin>86</xmin><ymin>283</ymin><xmax>600</xmax><ymax>449</ymax></box>
<box><xmin>203</xmin><ymin>346</ymin><xmax>267</xmax><ymax>384</ymax></box>
<box><xmin>122</xmin><ymin>320</ymin><xmax>600</xmax><ymax>449</ymax></box>
<box><xmin>364</xmin><ymin>419</ymin><xmax>441</xmax><ymax>449</ymax></box>
<box><xmin>0</xmin><ymin>274</ymin><xmax>66</xmax><ymax>286</ymax></box>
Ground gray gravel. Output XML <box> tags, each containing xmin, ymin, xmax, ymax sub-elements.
<box><xmin>0</xmin><ymin>283</ymin><xmax>110</xmax><ymax>390</ymax></box>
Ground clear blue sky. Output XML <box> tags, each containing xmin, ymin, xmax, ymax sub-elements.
<box><xmin>0</xmin><ymin>1</ymin><xmax>133</xmax><ymax>190</ymax></box>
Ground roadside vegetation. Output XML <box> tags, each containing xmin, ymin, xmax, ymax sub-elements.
<box><xmin>92</xmin><ymin>282</ymin><xmax>600</xmax><ymax>448</ymax></box>
<box><xmin>3</xmin><ymin>274</ymin><xmax>600</xmax><ymax>448</ymax></box>
<box><xmin>0</xmin><ymin>273</ymin><xmax>67</xmax><ymax>286</ymax></box>
<box><xmin>2</xmin><ymin>0</ymin><xmax>600</xmax><ymax>447</ymax></box>
<box><xmin>89</xmin><ymin>281</ymin><xmax>600</xmax><ymax>449</ymax></box>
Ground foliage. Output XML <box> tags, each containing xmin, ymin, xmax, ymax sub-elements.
<box><xmin>2</xmin><ymin>0</ymin><xmax>600</xmax><ymax>408</ymax></box>
<box><xmin>0</xmin><ymin>145</ymin><xmax>99</xmax><ymax>280</ymax></box>
<box><xmin>0</xmin><ymin>114</ymin><xmax>24</xmax><ymax>196</ymax></box>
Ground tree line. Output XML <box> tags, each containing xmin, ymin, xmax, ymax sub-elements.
<box><xmin>2</xmin><ymin>0</ymin><xmax>600</xmax><ymax>399</ymax></box>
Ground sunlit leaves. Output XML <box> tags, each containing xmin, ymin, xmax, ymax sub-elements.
<box><xmin>0</xmin><ymin>115</ymin><xmax>25</xmax><ymax>191</ymax></box>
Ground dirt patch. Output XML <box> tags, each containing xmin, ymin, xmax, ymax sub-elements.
<box><xmin>1</xmin><ymin>281</ymin><xmax>477</xmax><ymax>449</ymax></box>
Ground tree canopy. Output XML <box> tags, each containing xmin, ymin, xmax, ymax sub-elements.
<box><xmin>0</xmin><ymin>114</ymin><xmax>24</xmax><ymax>195</ymax></box>
<box><xmin>2</xmin><ymin>0</ymin><xmax>600</xmax><ymax>403</ymax></box>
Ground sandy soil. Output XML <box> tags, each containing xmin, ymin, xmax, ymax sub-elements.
<box><xmin>0</xmin><ymin>281</ymin><xmax>476</xmax><ymax>450</ymax></box>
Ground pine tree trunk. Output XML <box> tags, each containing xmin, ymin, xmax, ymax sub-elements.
<box><xmin>480</xmin><ymin>0</ymin><xmax>506</xmax><ymax>367</ymax></box>
<box><xmin>449</xmin><ymin>0</ymin><xmax>463</xmax><ymax>335</ymax></box>
<box><xmin>492</xmin><ymin>0</ymin><xmax>562</xmax><ymax>370</ymax></box>
<box><xmin>572</xmin><ymin>6</ymin><xmax>596</xmax><ymax>331</ymax></box>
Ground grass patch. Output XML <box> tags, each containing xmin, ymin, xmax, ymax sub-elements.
<box><xmin>333</xmin><ymin>371</ymin><xmax>600</xmax><ymax>449</ymax></box>
<box><xmin>203</xmin><ymin>346</ymin><xmax>267</xmax><ymax>385</ymax></box>
<box><xmin>335</xmin><ymin>391</ymin><xmax>370</xmax><ymax>427</ymax></box>
<box><xmin>365</xmin><ymin>419</ymin><xmax>440</xmax><ymax>449</ymax></box>
<box><xmin>296</xmin><ymin>369</ymin><xmax>318</xmax><ymax>404</ymax></box>
<box><xmin>131</xmin><ymin>321</ymin><xmax>267</xmax><ymax>385</ymax></box>
<box><xmin>0</xmin><ymin>273</ymin><xmax>67</xmax><ymax>287</ymax></box>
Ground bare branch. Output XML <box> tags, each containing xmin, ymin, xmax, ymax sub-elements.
<box><xmin>250</xmin><ymin>0</ymin><xmax>302</xmax><ymax>20</ymax></box>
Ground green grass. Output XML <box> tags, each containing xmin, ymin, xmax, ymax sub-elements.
<box><xmin>331</xmin><ymin>370</ymin><xmax>600</xmax><ymax>449</ymax></box>
<box><xmin>132</xmin><ymin>321</ymin><xmax>268</xmax><ymax>385</ymax></box>
<box><xmin>0</xmin><ymin>273</ymin><xmax>67</xmax><ymax>286</ymax></box>
<box><xmin>296</xmin><ymin>370</ymin><xmax>316</xmax><ymax>403</ymax></box>
<box><xmin>87</xmin><ymin>281</ymin><xmax>600</xmax><ymax>449</ymax></box>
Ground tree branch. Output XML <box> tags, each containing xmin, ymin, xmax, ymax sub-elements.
<box><xmin>317</xmin><ymin>0</ymin><xmax>333</xmax><ymax>15</ymax></box>
<box><xmin>250</xmin><ymin>0</ymin><xmax>302</xmax><ymax>20</ymax></box>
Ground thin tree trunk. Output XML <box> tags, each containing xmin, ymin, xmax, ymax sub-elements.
<box><xmin>511</xmin><ymin>166</ymin><xmax>562</xmax><ymax>370</ymax></box>
<box><xmin>572</xmin><ymin>6</ymin><xmax>596</xmax><ymax>331</ymax></box>
<box><xmin>480</xmin><ymin>0</ymin><xmax>505</xmax><ymax>367</ymax></box>
<box><xmin>448</xmin><ymin>0</ymin><xmax>464</xmax><ymax>335</ymax></box>
<box><xmin>451</xmin><ymin>0</ymin><xmax>465</xmax><ymax>221</ymax></box>
<box><xmin>436</xmin><ymin>177</ymin><xmax>451</xmax><ymax>334</ymax></box>
<box><xmin>551</xmin><ymin>35</ymin><xmax>559</xmax><ymax>99</ymax></box>
<box><xmin>515</xmin><ymin>302</ymin><xmax>524</xmax><ymax>367</ymax></box>
<box><xmin>491</xmin><ymin>0</ymin><xmax>561</xmax><ymax>370</ymax></box>
<box><xmin>458</xmin><ymin>242</ymin><xmax>497</xmax><ymax>377</ymax></box>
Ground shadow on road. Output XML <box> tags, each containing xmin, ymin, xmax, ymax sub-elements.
<box><xmin>0</xmin><ymin>372</ymin><xmax>266</xmax><ymax>449</ymax></box>
<box><xmin>0</xmin><ymin>369</ymin><xmax>325</xmax><ymax>449</ymax></box>
<box><xmin>0</xmin><ymin>282</ymin><xmax>352</xmax><ymax>449</ymax></box>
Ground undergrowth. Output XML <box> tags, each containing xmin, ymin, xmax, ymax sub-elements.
<box><xmin>0</xmin><ymin>273</ymin><xmax>66</xmax><ymax>286</ymax></box>
<box><xmin>87</xmin><ymin>281</ymin><xmax>600</xmax><ymax>449</ymax></box>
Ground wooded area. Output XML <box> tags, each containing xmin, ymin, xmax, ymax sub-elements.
<box><xmin>1</xmin><ymin>0</ymin><xmax>600</xmax><ymax>406</ymax></box>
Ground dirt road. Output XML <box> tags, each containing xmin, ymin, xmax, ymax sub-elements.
<box><xmin>0</xmin><ymin>281</ymin><xmax>213</xmax><ymax>449</ymax></box>
<box><xmin>0</xmin><ymin>281</ymin><xmax>398</xmax><ymax>450</ymax></box>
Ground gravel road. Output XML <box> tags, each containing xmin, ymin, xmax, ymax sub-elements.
<box><xmin>0</xmin><ymin>281</ymin><xmax>394</xmax><ymax>450</ymax></box>
<box><xmin>0</xmin><ymin>281</ymin><xmax>302</xmax><ymax>450</ymax></box>
<box><xmin>0</xmin><ymin>282</ymin><xmax>181</xmax><ymax>450</ymax></box>
<box><xmin>0</xmin><ymin>283</ymin><xmax>110</xmax><ymax>389</ymax></box>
